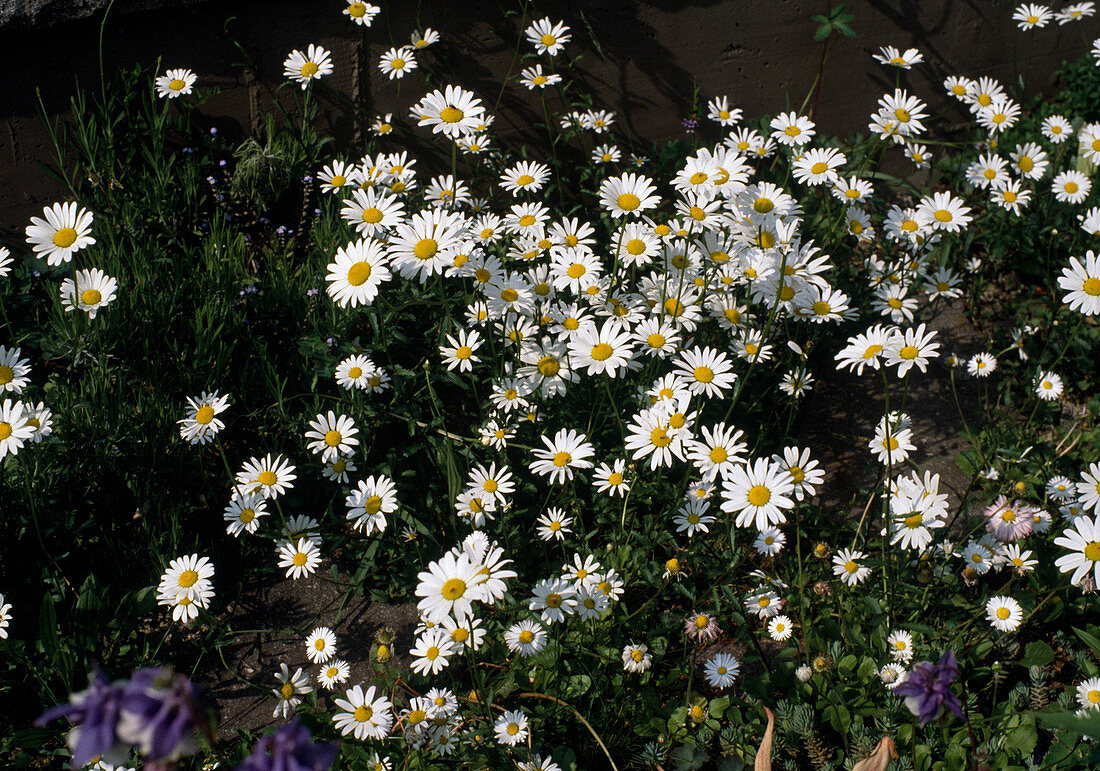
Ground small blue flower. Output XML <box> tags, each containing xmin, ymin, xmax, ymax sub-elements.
<box><xmin>236</xmin><ymin>720</ymin><xmax>337</xmax><ymax>771</ymax></box>
<box><xmin>893</xmin><ymin>651</ymin><xmax>965</xmax><ymax>726</ymax></box>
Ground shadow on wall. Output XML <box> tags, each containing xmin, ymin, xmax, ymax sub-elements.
<box><xmin>0</xmin><ymin>0</ymin><xmax>1094</xmax><ymax>229</ymax></box>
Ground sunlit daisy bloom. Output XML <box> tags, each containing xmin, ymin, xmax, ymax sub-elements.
<box><xmin>172</xmin><ymin>390</ymin><xmax>227</xmax><ymax>446</ymax></box>
<box><xmin>1059</xmin><ymin>250</ymin><xmax>1100</xmax><ymax>315</ymax></box>
<box><xmin>745</xmin><ymin>588</ymin><xmax>782</xmax><ymax>618</ymax></box>
<box><xmin>1058</xmin><ymin>3</ymin><xmax>1096</xmax><ymax>23</ymax></box>
<box><xmin>879</xmin><ymin>663</ymin><xmax>906</xmax><ymax>690</ymax></box>
<box><xmin>887</xmin><ymin>630</ymin><xmax>915</xmax><ymax>663</ymax></box>
<box><xmin>342</xmin><ymin>187</ymin><xmax>405</xmax><ymax>237</ymax></box>
<box><xmin>283</xmin><ymin>516</ymin><xmax>321</xmax><ymax>546</ymax></box>
<box><xmin>965</xmin><ymin>75</ymin><xmax>1006</xmax><ymax>111</ymax></box>
<box><xmin>305</xmin><ymin>411</ymin><xmax>359</xmax><ymax>464</ymax></box>
<box><xmin>630</xmin><ymin>316</ymin><xmax>680</xmax><ymax>359</ymax></box>
<box><xmin>318</xmin><ymin>160</ymin><xmax>357</xmax><ymax>194</ymax></box>
<box><xmin>303</xmin><ymin>626</ymin><xmax>337</xmax><ymax>665</ymax></box>
<box><xmin>549</xmin><ymin>248</ymin><xmax>602</xmax><ymax>293</ymax></box>
<box><xmin>967</xmin><ymin>352</ymin><xmax>997</xmax><ymax>378</ymax></box>
<box><xmin>721</xmin><ymin>457</ymin><xmax>796</xmax><ymax>531</ymax></box>
<box><xmin>977</xmin><ymin>95</ymin><xmax>1021</xmax><ymax>134</ymax></box>
<box><xmin>703</xmin><ymin>653</ymin><xmax>741</xmax><ymax>690</ymax></box>
<box><xmin>791</xmin><ymin>147</ymin><xmax>846</xmax><ymax>186</ymax></box>
<box><xmin>943</xmin><ymin>74</ymin><xmax>974</xmax><ymax>99</ymax></box>
<box><xmin>1077</xmin><ymin>677</ymin><xmax>1100</xmax><ymax>710</ymax></box>
<box><xmin>598</xmin><ymin>172</ymin><xmax>660</xmax><ymax>218</ymax></box>
<box><xmin>904</xmin><ymin>141</ymin><xmax>932</xmax><ymax>169</ymax></box>
<box><xmin>984</xmin><ymin>595</ymin><xmax>1024</xmax><ymax>632</ymax></box>
<box><xmin>1005</xmin><ymin>549</ymin><xmax>1035</xmax><ymax>578</ymax></box>
<box><xmin>869</xmin><ymin>419</ymin><xmax>915</xmax><ymax>466</ymax></box>
<box><xmin>378</xmin><ymin>46</ymin><xmax>417</xmax><ymax>79</ymax></box>
<box><xmin>688</xmin><ymin>423</ymin><xmax>746</xmax><ymax>482</ymax></box>
<box><xmin>345</xmin><ymin>475</ymin><xmax>398</xmax><ymax>535</ymax></box>
<box><xmin>224</xmin><ymin>493</ymin><xmax>267</xmax><ymax>537</ymax></box>
<box><xmin>674</xmin><ymin>346</ymin><xmax>736</xmax><ymax>398</ymax></box>
<box><xmin>370</xmin><ymin>113</ymin><xmax>394</xmax><ymax>137</ymax></box>
<box><xmin>832</xmin><ymin>175</ymin><xmax>874</xmax><ymax>203</ymax></box>
<box><xmin>237</xmin><ymin>454</ymin><xmax>297</xmax><ymax>499</ymax></box>
<box><xmin>1077</xmin><ymin>463</ymin><xmax>1100</xmax><ymax>513</ymax></box>
<box><xmin>343</xmin><ymin>0</ymin><xmax>380</xmax><ymax>25</ymax></box>
<box><xmin>335</xmin><ymin>354</ymin><xmax>373</xmax><ymax>391</ymax></box>
<box><xmin>621</xmin><ymin>643</ymin><xmax>652</xmax><ymax>673</ymax></box>
<box><xmin>684</xmin><ymin>611</ymin><xmax>720</xmax><ymax>641</ymax></box>
<box><xmin>155</xmin><ymin>68</ymin><xmax>196</xmax><ymax>98</ymax></box>
<box><xmin>333</xmin><ymin>684</ymin><xmax>393</xmax><ymax>741</ymax></box>
<box><xmin>916</xmin><ymin>191</ymin><xmax>971</xmax><ymax>233</ymax></box>
<box><xmin>0</xmin><ymin>398</ymin><xmax>32</xmax><ymax>460</ymax></box>
<box><xmin>753</xmin><ymin>527</ymin><xmax>785</xmax><ymax>556</ymax></box>
<box><xmin>568</xmin><ymin>320</ymin><xmax>634</xmax><ymax>377</ymax></box>
<box><xmin>409</xmin><ymin>628</ymin><xmax>457</xmax><ymax>676</ymax></box>
<box><xmin>410</xmin><ymin>27</ymin><xmax>439</xmax><ymax>49</ymax></box>
<box><xmin>437</xmin><ymin>327</ymin><xmax>481</xmax><ymax>373</ymax></box>
<box><xmin>271</xmin><ymin>663</ymin><xmax>312</xmax><ymax>720</ymax></box>
<box><xmin>529</xmin><ymin>578</ymin><xmax>578</xmax><ymax>624</ymax></box>
<box><xmin>592</xmin><ymin>143</ymin><xmax>621</xmax><ymax>164</ymax></box>
<box><xmin>519</xmin><ymin>64</ymin><xmax>562</xmax><ymax>90</ymax></box>
<box><xmin>624</xmin><ymin>408</ymin><xmax>686</xmax><ymax>470</ymax></box>
<box><xmin>499</xmin><ymin>160</ymin><xmax>551</xmax><ymax>197</ymax></box>
<box><xmin>317</xmin><ymin>659</ymin><xmax>350</xmax><ymax>691</ymax></box>
<box><xmin>526</xmin><ymin>16</ymin><xmax>571</xmax><ymax>54</ymax></box>
<box><xmin>1014</xmin><ymin>3</ymin><xmax>1053</xmax><ymax>28</ymax></box>
<box><xmin>1053</xmin><ymin>170</ymin><xmax>1091</xmax><ymax>204</ymax></box>
<box><xmin>283</xmin><ymin>44</ymin><xmax>333</xmax><ymax>89</ymax></box>
<box><xmin>1011</xmin><ymin>142</ymin><xmax>1049</xmax><ymax>180</ymax></box>
<box><xmin>707</xmin><ymin>95</ymin><xmax>743</xmax><ymax>125</ymax></box>
<box><xmin>388</xmin><ymin>208</ymin><xmax>468</xmax><ymax>282</ymax></box>
<box><xmin>22</xmin><ymin>401</ymin><xmax>52</xmax><ymax>444</ymax></box>
<box><xmin>873</xmin><ymin>45</ymin><xmax>924</xmax><ymax>68</ymax></box>
<box><xmin>1047</xmin><ymin>474</ymin><xmax>1076</xmax><ymax>500</ymax></box>
<box><xmin>479</xmin><ymin>419</ymin><xmax>514</xmax><ymax>451</ymax></box>
<box><xmin>832</xmin><ymin>549</ymin><xmax>871</xmax><ymax>586</ymax></box>
<box><xmin>670</xmin><ymin>496</ymin><xmax>717</xmax><ymax>538</ymax></box>
<box><xmin>416</xmin><ymin>552</ymin><xmax>487</xmax><ymax>623</ymax></box>
<box><xmin>530</xmin><ymin>428</ymin><xmax>595</xmax><ymax>484</ymax></box>
<box><xmin>769</xmin><ymin>111</ymin><xmax>815</xmax><ymax>146</ymax></box>
<box><xmin>26</xmin><ymin>201</ymin><xmax>95</xmax><ymax>266</ymax></box>
<box><xmin>505</xmin><ymin>620</ymin><xmax>547</xmax><ymax>657</ymax></box>
<box><xmin>835</xmin><ymin>324</ymin><xmax>893</xmax><ymax>375</ymax></box>
<box><xmin>1081</xmin><ymin>206</ymin><xmax>1100</xmax><ymax>236</ymax></box>
<box><xmin>885</xmin><ymin>323</ymin><xmax>940</xmax><ymax>376</ymax></box>
<box><xmin>0</xmin><ymin>595</ymin><xmax>9</xmax><ymax>640</ymax></box>
<box><xmin>991</xmin><ymin>180</ymin><xmax>1031</xmax><ymax>215</ymax></box>
<box><xmin>1042</xmin><ymin>114</ymin><xmax>1073</xmax><ymax>142</ymax></box>
<box><xmin>0</xmin><ymin>247</ymin><xmax>12</xmax><ymax>277</ymax></box>
<box><xmin>414</xmin><ymin>85</ymin><xmax>486</xmax><ymax>138</ymax></box>
<box><xmin>493</xmin><ymin>709</ymin><xmax>530</xmax><ymax>747</ymax></box>
<box><xmin>1035</xmin><ymin>370</ymin><xmax>1063</xmax><ymax>400</ymax></box>
<box><xmin>592</xmin><ymin>459</ymin><xmax>630</xmax><ymax>497</ymax></box>
<box><xmin>776</xmin><ymin>446</ymin><xmax>823</xmax><ymax>501</ymax></box>
<box><xmin>536</xmin><ymin>507</ymin><xmax>573</xmax><ymax>542</ymax></box>
<box><xmin>157</xmin><ymin>553</ymin><xmax>214</xmax><ymax>622</ymax></box>
<box><xmin>767</xmin><ymin>616</ymin><xmax>795</xmax><ymax>642</ymax></box>
<box><xmin>966</xmin><ymin>152</ymin><xmax>1010</xmax><ymax>190</ymax></box>
<box><xmin>279</xmin><ymin>538</ymin><xmax>321</xmax><ymax>579</ymax></box>
<box><xmin>325</xmin><ymin>237</ymin><xmax>392</xmax><ymax>308</ymax></box>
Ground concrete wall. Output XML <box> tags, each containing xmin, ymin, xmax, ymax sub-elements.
<box><xmin>0</xmin><ymin>0</ymin><xmax>1096</xmax><ymax>230</ymax></box>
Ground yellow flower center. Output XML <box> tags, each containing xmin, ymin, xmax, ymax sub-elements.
<box><xmin>53</xmin><ymin>227</ymin><xmax>78</xmax><ymax>248</ymax></box>
<box><xmin>553</xmin><ymin>451</ymin><xmax>571</xmax><ymax>467</ymax></box>
<box><xmin>811</xmin><ymin>161</ymin><xmax>828</xmax><ymax>174</ymax></box>
<box><xmin>323</xmin><ymin>430</ymin><xmax>342</xmax><ymax>447</ymax></box>
<box><xmin>747</xmin><ymin>485</ymin><xmax>771</xmax><ymax>506</ymax></box>
<box><xmin>1082</xmin><ymin>278</ymin><xmax>1100</xmax><ymax>296</ymax></box>
<box><xmin>455</xmin><ymin>345</ymin><xmax>473</xmax><ymax>360</ymax></box>
<box><xmin>354</xmin><ymin>705</ymin><xmax>373</xmax><ymax>722</ymax></box>
<box><xmin>281</xmin><ymin>683</ymin><xmax>296</xmax><ymax>699</ymax></box>
<box><xmin>440</xmin><ymin>106</ymin><xmax>465</xmax><ymax>124</ymax></box>
<box><xmin>414</xmin><ymin>238</ymin><xmax>438</xmax><ymax>260</ymax></box>
<box><xmin>195</xmin><ymin>406</ymin><xmax>215</xmax><ymax>424</ymax></box>
<box><xmin>709</xmin><ymin>447</ymin><xmax>727</xmax><ymax>463</ymax></box>
<box><xmin>1065</xmin><ymin>181</ymin><xmax>1079</xmax><ymax>194</ymax></box>
<box><xmin>516</xmin><ymin>174</ymin><xmax>535</xmax><ymax>186</ymax></box>
<box><xmin>650</xmin><ymin>426</ymin><xmax>672</xmax><ymax>447</ymax></box>
<box><xmin>1085</xmin><ymin>542</ymin><xmax>1100</xmax><ymax>561</ymax></box>
<box><xmin>541</xmin><ymin>33</ymin><xmax>557</xmax><ymax>46</ymax></box>
<box><xmin>240</xmin><ymin>508</ymin><xmax>255</xmax><ymax>523</ymax></box>
<box><xmin>348</xmin><ymin>366</ymin><xmax>363</xmax><ymax>379</ymax></box>
<box><xmin>349</xmin><ymin>2</ymin><xmax>366</xmax><ymax>17</ymax></box>
<box><xmin>608</xmin><ymin>472</ymin><xmax>624</xmax><ymax>485</ymax></box>
<box><xmin>300</xmin><ymin>62</ymin><xmax>320</xmax><ymax>78</ymax></box>
<box><xmin>899</xmin><ymin>345</ymin><xmax>919</xmax><ymax>360</ymax></box>
<box><xmin>178</xmin><ymin>569</ymin><xmax>199</xmax><ymax>588</ymax></box>
<box><xmin>693</xmin><ymin>365</ymin><xmax>714</xmax><ymax>383</ymax></box>
<box><xmin>258</xmin><ymin>471</ymin><xmax>278</xmax><ymax>486</ymax></box>
<box><xmin>617</xmin><ymin>192</ymin><xmax>641</xmax><ymax>211</ymax></box>
<box><xmin>441</xmin><ymin>578</ymin><xmax>467</xmax><ymax>600</ymax></box>
<box><xmin>361</xmin><ymin>207</ymin><xmax>384</xmax><ymax>224</ymax></box>
<box><xmin>567</xmin><ymin>263</ymin><xmax>586</xmax><ymax>279</ymax></box>
<box><xmin>537</xmin><ymin>356</ymin><xmax>560</xmax><ymax>377</ymax></box>
<box><xmin>169</xmin><ymin>78</ymin><xmax>186</xmax><ymax>91</ymax></box>
<box><xmin>591</xmin><ymin>343</ymin><xmax>614</xmax><ymax>361</ymax></box>
<box><xmin>519</xmin><ymin>629</ymin><xmax>535</xmax><ymax>643</ymax></box>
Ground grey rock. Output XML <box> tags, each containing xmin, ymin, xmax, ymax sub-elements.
<box><xmin>0</xmin><ymin>0</ymin><xmax>208</xmax><ymax>30</ymax></box>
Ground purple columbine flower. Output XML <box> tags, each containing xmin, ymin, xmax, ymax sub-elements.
<box><xmin>237</xmin><ymin>720</ymin><xmax>338</xmax><ymax>771</ymax></box>
<box><xmin>35</xmin><ymin>669</ymin><xmax>129</xmax><ymax>768</ymax></box>
<box><xmin>893</xmin><ymin>650</ymin><xmax>965</xmax><ymax>726</ymax></box>
<box><xmin>117</xmin><ymin>667</ymin><xmax>204</xmax><ymax>763</ymax></box>
<box><xmin>682</xmin><ymin>117</ymin><xmax>699</xmax><ymax>134</ymax></box>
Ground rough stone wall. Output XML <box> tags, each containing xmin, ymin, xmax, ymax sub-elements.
<box><xmin>0</xmin><ymin>0</ymin><xmax>1096</xmax><ymax>230</ymax></box>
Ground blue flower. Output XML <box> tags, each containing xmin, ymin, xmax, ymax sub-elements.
<box><xmin>893</xmin><ymin>650</ymin><xmax>965</xmax><ymax>726</ymax></box>
<box><xmin>35</xmin><ymin>669</ymin><xmax>129</xmax><ymax>768</ymax></box>
<box><xmin>237</xmin><ymin>720</ymin><xmax>338</xmax><ymax>771</ymax></box>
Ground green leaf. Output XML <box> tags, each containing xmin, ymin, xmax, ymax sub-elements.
<box><xmin>1073</xmin><ymin>626</ymin><xmax>1100</xmax><ymax>658</ymax></box>
<box><xmin>1022</xmin><ymin>641</ymin><xmax>1055</xmax><ymax>668</ymax></box>
<box><xmin>38</xmin><ymin>593</ymin><xmax>59</xmax><ymax>658</ymax></box>
<box><xmin>812</xmin><ymin>24</ymin><xmax>833</xmax><ymax>42</ymax></box>
<box><xmin>1036</xmin><ymin>709</ymin><xmax>1100</xmax><ymax>739</ymax></box>
<box><xmin>1004</xmin><ymin>715</ymin><xmax>1038</xmax><ymax>756</ymax></box>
